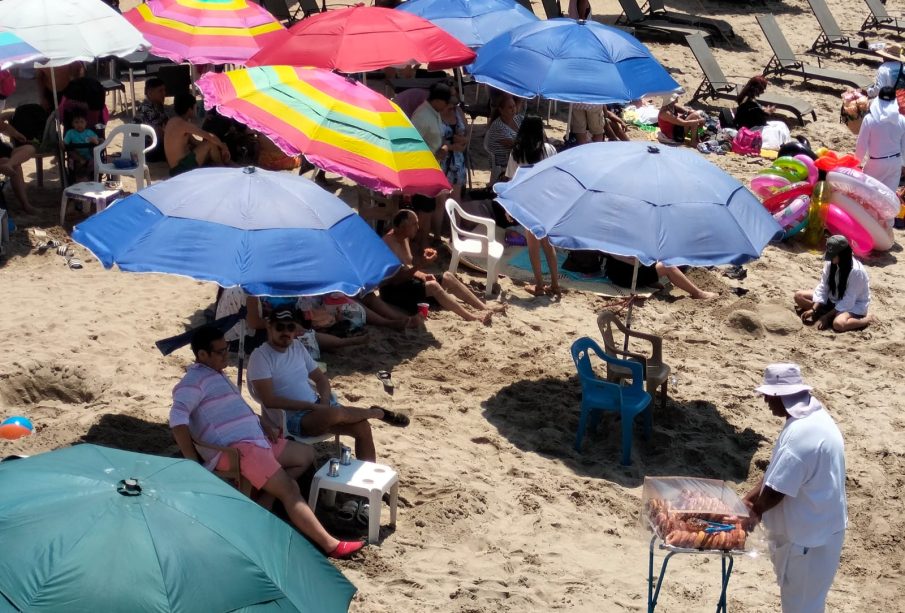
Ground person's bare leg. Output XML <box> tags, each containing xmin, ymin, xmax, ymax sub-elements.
<box><xmin>833</xmin><ymin>312</ymin><xmax>873</xmax><ymax>332</ymax></box>
<box><xmin>300</xmin><ymin>407</ymin><xmax>383</xmax><ymax>462</ymax></box>
<box><xmin>794</xmin><ymin>290</ymin><xmax>815</xmax><ymax>311</ymax></box>
<box><xmin>362</xmin><ymin>293</ymin><xmax>409</xmax><ymax>320</ymax></box>
<box><xmin>193</xmin><ymin>141</ymin><xmax>213</xmax><ymax>166</ymax></box>
<box><xmin>314</xmin><ymin>331</ymin><xmax>369</xmax><ymax>352</ymax></box>
<box><xmin>278</xmin><ymin>440</ymin><xmax>315</xmax><ymax>477</ymax></box>
<box><xmin>655</xmin><ymin>263</ymin><xmax>717</xmax><ymax>299</ymax></box>
<box><xmin>423</xmin><ymin>279</ymin><xmax>486</xmax><ymax>323</ymax></box>
<box><xmin>541</xmin><ymin>238</ymin><xmax>560</xmax><ymax>295</ymax></box>
<box><xmin>431</xmin><ymin>194</ymin><xmax>447</xmax><ymax>241</ymax></box>
<box><xmin>575</xmin><ymin>131</ymin><xmax>590</xmax><ymax>145</ymax></box>
<box><xmin>525</xmin><ymin>233</ymin><xmax>546</xmax><ymax>295</ymax></box>
<box><xmin>360</xmin><ymin>303</ymin><xmax>408</xmax><ymax>330</ymax></box>
<box><xmin>262</xmin><ymin>468</ymin><xmax>339</xmax><ymax>553</ymax></box>
<box><xmin>2</xmin><ymin>145</ymin><xmax>35</xmax><ymax>212</ymax></box>
<box><xmin>440</xmin><ymin>271</ymin><xmax>503</xmax><ymax>311</ymax></box>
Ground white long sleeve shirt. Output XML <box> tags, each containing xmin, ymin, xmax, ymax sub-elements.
<box><xmin>855</xmin><ymin>95</ymin><xmax>905</xmax><ymax>161</ymax></box>
<box><xmin>867</xmin><ymin>61</ymin><xmax>905</xmax><ymax>97</ymax></box>
<box><xmin>812</xmin><ymin>259</ymin><xmax>870</xmax><ymax>316</ymax></box>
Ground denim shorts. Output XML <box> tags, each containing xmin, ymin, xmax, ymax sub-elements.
<box><xmin>285</xmin><ymin>394</ymin><xmax>339</xmax><ymax>437</ymax></box>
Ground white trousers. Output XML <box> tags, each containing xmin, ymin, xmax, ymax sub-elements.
<box><xmin>863</xmin><ymin>155</ymin><xmax>902</xmax><ymax>192</ymax></box>
<box><xmin>769</xmin><ymin>530</ymin><xmax>845</xmax><ymax>613</ymax></box>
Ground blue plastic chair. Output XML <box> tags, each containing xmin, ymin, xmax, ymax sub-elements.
<box><xmin>570</xmin><ymin>337</ymin><xmax>653</xmax><ymax>465</ymax></box>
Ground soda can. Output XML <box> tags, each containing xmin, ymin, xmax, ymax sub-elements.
<box><xmin>328</xmin><ymin>459</ymin><xmax>340</xmax><ymax>477</ymax></box>
<box><xmin>340</xmin><ymin>446</ymin><xmax>352</xmax><ymax>465</ymax></box>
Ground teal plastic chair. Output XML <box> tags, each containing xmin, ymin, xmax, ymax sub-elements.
<box><xmin>570</xmin><ymin>337</ymin><xmax>653</xmax><ymax>465</ymax></box>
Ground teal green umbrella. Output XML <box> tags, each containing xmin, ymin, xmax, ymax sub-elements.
<box><xmin>0</xmin><ymin>445</ymin><xmax>355</xmax><ymax>612</ymax></box>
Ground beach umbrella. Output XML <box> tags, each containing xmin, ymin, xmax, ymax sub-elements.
<box><xmin>469</xmin><ymin>18</ymin><xmax>679</xmax><ymax>103</ymax></box>
<box><xmin>197</xmin><ymin>66</ymin><xmax>450</xmax><ymax>196</ymax></box>
<box><xmin>72</xmin><ymin>166</ymin><xmax>402</xmax><ymax>297</ymax></box>
<box><xmin>123</xmin><ymin>0</ymin><xmax>286</xmax><ymax>65</ymax></box>
<box><xmin>246</xmin><ymin>5</ymin><xmax>476</xmax><ymax>72</ymax></box>
<box><xmin>493</xmin><ymin>142</ymin><xmax>782</xmax><ymax>328</ymax></box>
<box><xmin>396</xmin><ymin>0</ymin><xmax>539</xmax><ymax>48</ymax></box>
<box><xmin>0</xmin><ymin>444</ymin><xmax>355</xmax><ymax>612</ymax></box>
<box><xmin>0</xmin><ymin>32</ymin><xmax>47</xmax><ymax>70</ymax></box>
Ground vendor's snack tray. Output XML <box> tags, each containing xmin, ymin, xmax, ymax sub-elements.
<box><xmin>643</xmin><ymin>476</ymin><xmax>749</xmax><ymax>552</ymax></box>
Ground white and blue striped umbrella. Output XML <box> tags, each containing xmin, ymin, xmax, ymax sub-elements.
<box><xmin>73</xmin><ymin>166</ymin><xmax>401</xmax><ymax>297</ymax></box>
<box><xmin>0</xmin><ymin>31</ymin><xmax>47</xmax><ymax>70</ymax></box>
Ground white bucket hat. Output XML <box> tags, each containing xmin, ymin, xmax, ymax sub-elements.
<box><xmin>754</xmin><ymin>363</ymin><xmax>813</xmax><ymax>396</ymax></box>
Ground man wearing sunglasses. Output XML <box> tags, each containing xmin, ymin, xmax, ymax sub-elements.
<box><xmin>170</xmin><ymin>325</ymin><xmax>365</xmax><ymax>559</ymax></box>
<box><xmin>248</xmin><ymin>309</ymin><xmax>410</xmax><ymax>465</ymax></box>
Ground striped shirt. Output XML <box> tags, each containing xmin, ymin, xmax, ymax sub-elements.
<box><xmin>169</xmin><ymin>363</ymin><xmax>270</xmax><ymax>469</ymax></box>
<box><xmin>486</xmin><ymin>114</ymin><xmax>523</xmax><ymax>167</ymax></box>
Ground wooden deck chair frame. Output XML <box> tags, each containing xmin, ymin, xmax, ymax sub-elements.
<box><xmin>685</xmin><ymin>33</ymin><xmax>816</xmax><ymax>125</ymax></box>
<box><xmin>806</xmin><ymin>0</ymin><xmax>879</xmax><ymax>60</ymax></box>
<box><xmin>192</xmin><ymin>438</ymin><xmax>253</xmax><ymax>496</ymax></box>
<box><xmin>860</xmin><ymin>0</ymin><xmax>905</xmax><ymax>36</ymax></box>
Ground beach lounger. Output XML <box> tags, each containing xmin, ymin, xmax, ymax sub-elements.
<box><xmin>616</xmin><ymin>0</ymin><xmax>713</xmax><ymax>44</ymax></box>
<box><xmin>646</xmin><ymin>0</ymin><xmax>734</xmax><ymax>41</ymax></box>
<box><xmin>860</xmin><ymin>0</ymin><xmax>905</xmax><ymax>37</ymax></box>
<box><xmin>807</xmin><ymin>0</ymin><xmax>880</xmax><ymax>60</ymax></box>
<box><xmin>757</xmin><ymin>15</ymin><xmax>874</xmax><ymax>90</ymax></box>
<box><xmin>686</xmin><ymin>33</ymin><xmax>816</xmax><ymax>125</ymax></box>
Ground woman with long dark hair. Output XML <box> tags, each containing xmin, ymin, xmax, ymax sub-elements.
<box><xmin>794</xmin><ymin>235</ymin><xmax>873</xmax><ymax>332</ymax></box>
<box><xmin>735</xmin><ymin>76</ymin><xmax>776</xmax><ymax>129</ymax></box>
<box><xmin>506</xmin><ymin>115</ymin><xmax>560</xmax><ymax>296</ymax></box>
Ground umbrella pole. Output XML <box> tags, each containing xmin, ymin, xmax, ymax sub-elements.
<box><xmin>129</xmin><ymin>68</ymin><xmax>137</xmax><ymax>118</ymax></box>
<box><xmin>237</xmin><ymin>319</ymin><xmax>246</xmax><ymax>391</ymax></box>
<box><xmin>49</xmin><ymin>69</ymin><xmax>68</xmax><ymax>189</ymax></box>
<box><xmin>623</xmin><ymin>258</ymin><xmax>639</xmax><ymax>352</ymax></box>
<box><xmin>566</xmin><ymin>103</ymin><xmax>572</xmax><ymax>139</ymax></box>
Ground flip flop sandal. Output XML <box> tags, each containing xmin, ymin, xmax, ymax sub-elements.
<box><xmin>355</xmin><ymin>501</ymin><xmax>370</xmax><ymax>528</ymax></box>
<box><xmin>66</xmin><ymin>257</ymin><xmax>83</xmax><ymax>270</ymax></box>
<box><xmin>56</xmin><ymin>245</ymin><xmax>71</xmax><ymax>257</ymax></box>
<box><xmin>375</xmin><ymin>370</ymin><xmax>394</xmax><ymax>389</ymax></box>
<box><xmin>36</xmin><ymin>239</ymin><xmax>61</xmax><ymax>254</ymax></box>
<box><xmin>376</xmin><ymin>407</ymin><xmax>410</xmax><ymax>428</ymax></box>
<box><xmin>336</xmin><ymin>499</ymin><xmax>359</xmax><ymax>523</ymax></box>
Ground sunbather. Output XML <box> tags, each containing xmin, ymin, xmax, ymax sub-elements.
<box><xmin>0</xmin><ymin>117</ymin><xmax>35</xmax><ymax>213</ymax></box>
<box><xmin>381</xmin><ymin>209</ymin><xmax>506</xmax><ymax>324</ymax></box>
<box><xmin>248</xmin><ymin>308</ymin><xmax>409</xmax><ymax>464</ymax></box>
<box><xmin>735</xmin><ymin>76</ymin><xmax>776</xmax><ymax>129</ymax></box>
<box><xmin>605</xmin><ymin>254</ymin><xmax>718</xmax><ymax>299</ymax></box>
<box><xmin>164</xmin><ymin>92</ymin><xmax>230</xmax><ymax>177</ymax></box>
<box><xmin>658</xmin><ymin>93</ymin><xmax>706</xmax><ymax>147</ymax></box>
<box><xmin>169</xmin><ymin>325</ymin><xmax>364</xmax><ymax>559</ymax></box>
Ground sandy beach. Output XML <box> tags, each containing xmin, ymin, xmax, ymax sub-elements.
<box><xmin>1</xmin><ymin>0</ymin><xmax>904</xmax><ymax>610</ymax></box>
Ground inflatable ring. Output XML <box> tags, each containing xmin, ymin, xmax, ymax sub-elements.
<box><xmin>827</xmin><ymin>167</ymin><xmax>900</xmax><ymax>221</ymax></box>
<box><xmin>783</xmin><ymin>217</ymin><xmax>807</xmax><ymax>240</ymax></box>
<box><xmin>794</xmin><ymin>154</ymin><xmax>818</xmax><ymax>185</ymax></box>
<box><xmin>771</xmin><ymin>157</ymin><xmax>809</xmax><ymax>183</ymax></box>
<box><xmin>757</xmin><ymin>166</ymin><xmax>802</xmax><ymax>183</ymax></box>
<box><xmin>762</xmin><ymin>182</ymin><xmax>813</xmax><ymax>213</ymax></box>
<box><xmin>824</xmin><ymin>203</ymin><xmax>875</xmax><ymax>256</ymax></box>
<box><xmin>830</xmin><ymin>192</ymin><xmax>894</xmax><ymax>251</ymax></box>
<box><xmin>773</xmin><ymin>195</ymin><xmax>810</xmax><ymax>229</ymax></box>
<box><xmin>751</xmin><ymin>174</ymin><xmax>791</xmax><ymax>198</ymax></box>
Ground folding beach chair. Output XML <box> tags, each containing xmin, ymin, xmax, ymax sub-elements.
<box><xmin>646</xmin><ymin>0</ymin><xmax>734</xmax><ymax>41</ymax></box>
<box><xmin>617</xmin><ymin>0</ymin><xmax>713</xmax><ymax>44</ymax></box>
<box><xmin>686</xmin><ymin>33</ymin><xmax>816</xmax><ymax>125</ymax></box>
<box><xmin>861</xmin><ymin>0</ymin><xmax>905</xmax><ymax>37</ymax></box>
<box><xmin>756</xmin><ymin>15</ymin><xmax>874</xmax><ymax>90</ymax></box>
<box><xmin>806</xmin><ymin>0</ymin><xmax>880</xmax><ymax>60</ymax></box>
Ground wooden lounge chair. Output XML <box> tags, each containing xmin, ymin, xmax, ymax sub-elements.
<box><xmin>860</xmin><ymin>0</ymin><xmax>905</xmax><ymax>37</ymax></box>
<box><xmin>646</xmin><ymin>0</ymin><xmax>734</xmax><ymax>41</ymax></box>
<box><xmin>756</xmin><ymin>14</ymin><xmax>874</xmax><ymax>90</ymax></box>
<box><xmin>807</xmin><ymin>0</ymin><xmax>880</xmax><ymax>60</ymax></box>
<box><xmin>616</xmin><ymin>0</ymin><xmax>713</xmax><ymax>44</ymax></box>
<box><xmin>686</xmin><ymin>34</ymin><xmax>816</xmax><ymax>125</ymax></box>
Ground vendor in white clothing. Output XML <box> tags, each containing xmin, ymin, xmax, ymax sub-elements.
<box><xmin>744</xmin><ymin>363</ymin><xmax>847</xmax><ymax>613</ymax></box>
<box><xmin>866</xmin><ymin>44</ymin><xmax>905</xmax><ymax>102</ymax></box>
<box><xmin>855</xmin><ymin>87</ymin><xmax>905</xmax><ymax>191</ymax></box>
<box><xmin>793</xmin><ymin>235</ymin><xmax>873</xmax><ymax>332</ymax></box>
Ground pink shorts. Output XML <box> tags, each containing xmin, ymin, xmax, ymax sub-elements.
<box><xmin>216</xmin><ymin>438</ymin><xmax>287</xmax><ymax>489</ymax></box>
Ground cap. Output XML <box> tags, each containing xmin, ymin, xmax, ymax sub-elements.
<box><xmin>754</xmin><ymin>363</ymin><xmax>813</xmax><ymax>397</ymax></box>
<box><xmin>268</xmin><ymin>307</ymin><xmax>298</xmax><ymax>322</ymax></box>
<box><xmin>824</xmin><ymin>235</ymin><xmax>849</xmax><ymax>260</ymax></box>
<box><xmin>879</xmin><ymin>86</ymin><xmax>896</xmax><ymax>101</ymax></box>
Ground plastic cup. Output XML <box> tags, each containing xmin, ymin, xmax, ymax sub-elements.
<box><xmin>416</xmin><ymin>303</ymin><xmax>429</xmax><ymax>318</ymax></box>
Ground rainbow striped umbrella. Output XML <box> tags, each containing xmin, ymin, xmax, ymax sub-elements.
<box><xmin>197</xmin><ymin>65</ymin><xmax>450</xmax><ymax>196</ymax></box>
<box><xmin>0</xmin><ymin>31</ymin><xmax>47</xmax><ymax>70</ymax></box>
<box><xmin>123</xmin><ymin>0</ymin><xmax>285</xmax><ymax>65</ymax></box>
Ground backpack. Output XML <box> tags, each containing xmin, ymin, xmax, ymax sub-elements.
<box><xmin>731</xmin><ymin>127</ymin><xmax>762</xmax><ymax>155</ymax></box>
<box><xmin>0</xmin><ymin>70</ymin><xmax>16</xmax><ymax>99</ymax></box>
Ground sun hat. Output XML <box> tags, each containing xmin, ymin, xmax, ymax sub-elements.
<box><xmin>877</xmin><ymin>42</ymin><xmax>905</xmax><ymax>63</ymax></box>
<box><xmin>824</xmin><ymin>235</ymin><xmax>849</xmax><ymax>260</ymax></box>
<box><xmin>754</xmin><ymin>363</ymin><xmax>813</xmax><ymax>396</ymax></box>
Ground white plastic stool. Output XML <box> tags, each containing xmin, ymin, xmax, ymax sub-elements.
<box><xmin>60</xmin><ymin>181</ymin><xmax>124</xmax><ymax>226</ymax></box>
<box><xmin>308</xmin><ymin>458</ymin><xmax>399</xmax><ymax>544</ymax></box>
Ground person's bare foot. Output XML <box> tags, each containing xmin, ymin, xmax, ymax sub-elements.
<box><xmin>488</xmin><ymin>302</ymin><xmax>507</xmax><ymax>314</ymax></box>
<box><xmin>480</xmin><ymin>311</ymin><xmax>493</xmax><ymax>326</ymax></box>
<box><xmin>526</xmin><ymin>284</ymin><xmax>547</xmax><ymax>297</ymax></box>
<box><xmin>692</xmin><ymin>290</ymin><xmax>718</xmax><ymax>300</ymax></box>
<box><xmin>405</xmin><ymin>315</ymin><xmax>424</xmax><ymax>328</ymax></box>
<box><xmin>548</xmin><ymin>284</ymin><xmax>562</xmax><ymax>297</ymax></box>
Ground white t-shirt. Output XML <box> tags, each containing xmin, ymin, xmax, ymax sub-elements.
<box><xmin>247</xmin><ymin>340</ymin><xmax>319</xmax><ymax>427</ymax></box>
<box><xmin>505</xmin><ymin>142</ymin><xmax>557</xmax><ymax>179</ymax></box>
<box><xmin>762</xmin><ymin>407</ymin><xmax>848</xmax><ymax>548</ymax></box>
<box><xmin>812</xmin><ymin>259</ymin><xmax>870</xmax><ymax>316</ymax></box>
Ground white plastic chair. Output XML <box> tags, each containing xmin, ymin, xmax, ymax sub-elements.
<box><xmin>93</xmin><ymin>123</ymin><xmax>156</xmax><ymax>191</ymax></box>
<box><xmin>247</xmin><ymin>379</ymin><xmax>340</xmax><ymax>451</ymax></box>
<box><xmin>445</xmin><ymin>198</ymin><xmax>504</xmax><ymax>298</ymax></box>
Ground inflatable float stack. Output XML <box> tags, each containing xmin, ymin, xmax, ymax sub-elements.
<box><xmin>750</xmin><ymin>150</ymin><xmax>898</xmax><ymax>256</ymax></box>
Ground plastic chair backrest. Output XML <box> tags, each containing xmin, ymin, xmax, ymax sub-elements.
<box><xmin>596</xmin><ymin>311</ymin><xmax>621</xmax><ymax>354</ymax></box>
<box><xmin>99</xmin><ymin>123</ymin><xmax>156</xmax><ymax>163</ymax></box>
<box><xmin>570</xmin><ymin>337</ymin><xmax>624</xmax><ymax>408</ymax></box>
<box><xmin>445</xmin><ymin>198</ymin><xmax>495</xmax><ymax>247</ymax></box>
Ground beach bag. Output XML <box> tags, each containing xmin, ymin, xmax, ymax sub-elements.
<box><xmin>562</xmin><ymin>250</ymin><xmax>603</xmax><ymax>274</ymax></box>
<box><xmin>0</xmin><ymin>70</ymin><xmax>15</xmax><ymax>99</ymax></box>
<box><xmin>760</xmin><ymin>121</ymin><xmax>791</xmax><ymax>150</ymax></box>
<box><xmin>731</xmin><ymin>127</ymin><xmax>761</xmax><ymax>155</ymax></box>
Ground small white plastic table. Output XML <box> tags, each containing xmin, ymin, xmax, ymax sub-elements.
<box><xmin>60</xmin><ymin>181</ymin><xmax>124</xmax><ymax>225</ymax></box>
<box><xmin>308</xmin><ymin>458</ymin><xmax>399</xmax><ymax>544</ymax></box>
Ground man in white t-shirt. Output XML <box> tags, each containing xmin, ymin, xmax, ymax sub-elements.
<box><xmin>743</xmin><ymin>363</ymin><xmax>847</xmax><ymax>613</ymax></box>
<box><xmin>247</xmin><ymin>308</ymin><xmax>410</xmax><ymax>464</ymax></box>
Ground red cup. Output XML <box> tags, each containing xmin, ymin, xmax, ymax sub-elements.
<box><xmin>416</xmin><ymin>302</ymin><xmax>429</xmax><ymax>318</ymax></box>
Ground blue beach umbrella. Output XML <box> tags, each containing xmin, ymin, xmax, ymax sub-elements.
<box><xmin>468</xmin><ymin>18</ymin><xmax>680</xmax><ymax>103</ymax></box>
<box><xmin>72</xmin><ymin>166</ymin><xmax>402</xmax><ymax>298</ymax></box>
<box><xmin>396</xmin><ymin>0</ymin><xmax>538</xmax><ymax>48</ymax></box>
<box><xmin>0</xmin><ymin>445</ymin><xmax>356</xmax><ymax>612</ymax></box>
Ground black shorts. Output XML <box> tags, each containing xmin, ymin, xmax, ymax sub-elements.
<box><xmin>815</xmin><ymin>301</ymin><xmax>865</xmax><ymax>318</ymax></box>
<box><xmin>0</xmin><ymin>142</ymin><xmax>13</xmax><ymax>159</ymax></box>
<box><xmin>410</xmin><ymin>194</ymin><xmax>436</xmax><ymax>213</ymax></box>
<box><xmin>380</xmin><ymin>279</ymin><xmax>428</xmax><ymax>314</ymax></box>
<box><xmin>672</xmin><ymin>126</ymin><xmax>686</xmax><ymax>142</ymax></box>
<box><xmin>605</xmin><ymin>257</ymin><xmax>659</xmax><ymax>288</ymax></box>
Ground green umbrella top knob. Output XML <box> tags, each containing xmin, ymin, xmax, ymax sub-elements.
<box><xmin>117</xmin><ymin>478</ymin><xmax>142</xmax><ymax>496</ymax></box>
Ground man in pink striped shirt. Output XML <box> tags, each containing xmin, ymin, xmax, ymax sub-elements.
<box><xmin>170</xmin><ymin>325</ymin><xmax>364</xmax><ymax>559</ymax></box>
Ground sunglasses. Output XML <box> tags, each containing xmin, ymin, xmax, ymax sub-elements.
<box><xmin>273</xmin><ymin>322</ymin><xmax>297</xmax><ymax>332</ymax></box>
<box><xmin>209</xmin><ymin>346</ymin><xmax>229</xmax><ymax>356</ymax></box>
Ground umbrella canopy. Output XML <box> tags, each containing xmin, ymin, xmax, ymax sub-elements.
<box><xmin>0</xmin><ymin>0</ymin><xmax>149</xmax><ymax>68</ymax></box>
<box><xmin>396</xmin><ymin>0</ymin><xmax>539</xmax><ymax>48</ymax></box>
<box><xmin>72</xmin><ymin>166</ymin><xmax>402</xmax><ymax>297</ymax></box>
<box><xmin>247</xmin><ymin>5</ymin><xmax>476</xmax><ymax>72</ymax></box>
<box><xmin>197</xmin><ymin>66</ymin><xmax>450</xmax><ymax>196</ymax></box>
<box><xmin>0</xmin><ymin>31</ymin><xmax>47</xmax><ymax>70</ymax></box>
<box><xmin>493</xmin><ymin>142</ymin><xmax>783</xmax><ymax>266</ymax></box>
<box><xmin>123</xmin><ymin>0</ymin><xmax>285</xmax><ymax>65</ymax></box>
<box><xmin>0</xmin><ymin>444</ymin><xmax>355</xmax><ymax>612</ymax></box>
<box><xmin>469</xmin><ymin>18</ymin><xmax>679</xmax><ymax>104</ymax></box>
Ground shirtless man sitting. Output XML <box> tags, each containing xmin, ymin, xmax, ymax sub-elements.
<box><xmin>164</xmin><ymin>92</ymin><xmax>230</xmax><ymax>177</ymax></box>
<box><xmin>381</xmin><ymin>209</ymin><xmax>504</xmax><ymax>324</ymax></box>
